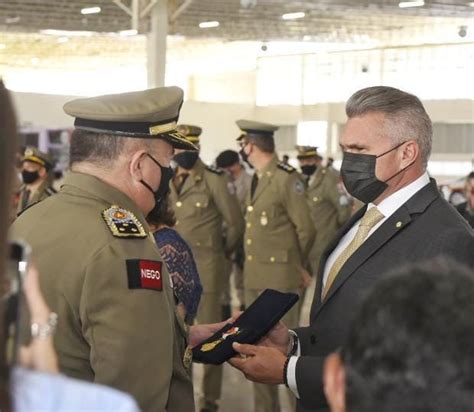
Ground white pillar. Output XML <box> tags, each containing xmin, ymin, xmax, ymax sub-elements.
<box><xmin>147</xmin><ymin>0</ymin><xmax>168</xmax><ymax>88</ymax></box>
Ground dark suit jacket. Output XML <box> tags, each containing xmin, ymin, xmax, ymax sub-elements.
<box><xmin>294</xmin><ymin>179</ymin><xmax>474</xmax><ymax>412</ymax></box>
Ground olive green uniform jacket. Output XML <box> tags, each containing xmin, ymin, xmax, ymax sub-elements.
<box><xmin>243</xmin><ymin>156</ymin><xmax>316</xmax><ymax>290</ymax></box>
<box><xmin>11</xmin><ymin>172</ymin><xmax>193</xmax><ymax>412</ymax></box>
<box><xmin>306</xmin><ymin>167</ymin><xmax>351</xmax><ymax>272</ymax></box>
<box><xmin>16</xmin><ymin>179</ymin><xmax>56</xmax><ymax>215</ymax></box>
<box><xmin>169</xmin><ymin>158</ymin><xmax>244</xmax><ymax>293</ymax></box>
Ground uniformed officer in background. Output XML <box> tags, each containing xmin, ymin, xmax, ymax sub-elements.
<box><xmin>16</xmin><ymin>146</ymin><xmax>57</xmax><ymax>214</ymax></box>
<box><xmin>297</xmin><ymin>146</ymin><xmax>352</xmax><ymax>276</ymax></box>
<box><xmin>169</xmin><ymin>125</ymin><xmax>244</xmax><ymax>412</ymax></box>
<box><xmin>11</xmin><ymin>87</ymin><xmax>225</xmax><ymax>412</ymax></box>
<box><xmin>237</xmin><ymin>120</ymin><xmax>316</xmax><ymax>412</ymax></box>
<box><xmin>215</xmin><ymin>149</ymin><xmax>252</xmax><ymax>316</ymax></box>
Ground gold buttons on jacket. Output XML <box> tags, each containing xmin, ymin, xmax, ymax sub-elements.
<box><xmin>312</xmin><ymin>196</ymin><xmax>319</xmax><ymax>202</ymax></box>
<box><xmin>196</xmin><ymin>202</ymin><xmax>201</xmax><ymax>208</ymax></box>
<box><xmin>247</xmin><ymin>255</ymin><xmax>253</xmax><ymax>261</ymax></box>
<box><xmin>270</xmin><ymin>257</ymin><xmax>275</xmax><ymax>263</ymax></box>
<box><xmin>246</xmin><ymin>239</ymin><xmax>252</xmax><ymax>245</ymax></box>
<box><xmin>247</xmin><ymin>205</ymin><xmax>254</xmax><ymax>212</ymax></box>
<box><xmin>396</xmin><ymin>221</ymin><xmax>402</xmax><ymax>228</ymax></box>
<box><xmin>246</xmin><ymin>222</ymin><xmax>252</xmax><ymax>228</ymax></box>
<box><xmin>176</xmin><ymin>201</ymin><xmax>183</xmax><ymax>207</ymax></box>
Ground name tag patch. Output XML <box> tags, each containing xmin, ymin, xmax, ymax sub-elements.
<box><xmin>126</xmin><ymin>259</ymin><xmax>163</xmax><ymax>291</ymax></box>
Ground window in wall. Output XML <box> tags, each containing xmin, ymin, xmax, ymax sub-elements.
<box><xmin>297</xmin><ymin>121</ymin><xmax>328</xmax><ymax>153</ymax></box>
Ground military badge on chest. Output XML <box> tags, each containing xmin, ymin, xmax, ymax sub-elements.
<box><xmin>102</xmin><ymin>205</ymin><xmax>147</xmax><ymax>238</ymax></box>
<box><xmin>260</xmin><ymin>211</ymin><xmax>268</xmax><ymax>226</ymax></box>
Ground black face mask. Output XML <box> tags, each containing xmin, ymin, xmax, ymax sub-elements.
<box><xmin>340</xmin><ymin>141</ymin><xmax>411</xmax><ymax>204</ymax></box>
<box><xmin>239</xmin><ymin>146</ymin><xmax>254</xmax><ymax>169</ymax></box>
<box><xmin>140</xmin><ymin>153</ymin><xmax>174</xmax><ymax>212</ymax></box>
<box><xmin>174</xmin><ymin>151</ymin><xmax>199</xmax><ymax>170</ymax></box>
<box><xmin>301</xmin><ymin>164</ymin><xmax>317</xmax><ymax>177</ymax></box>
<box><xmin>22</xmin><ymin>170</ymin><xmax>40</xmax><ymax>184</ymax></box>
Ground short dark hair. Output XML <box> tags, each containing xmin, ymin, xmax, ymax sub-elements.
<box><xmin>467</xmin><ymin>171</ymin><xmax>474</xmax><ymax>180</ymax></box>
<box><xmin>216</xmin><ymin>150</ymin><xmax>240</xmax><ymax>168</ymax></box>
<box><xmin>69</xmin><ymin>129</ymin><xmax>127</xmax><ymax>166</ymax></box>
<box><xmin>247</xmin><ymin>134</ymin><xmax>275</xmax><ymax>154</ymax></box>
<box><xmin>147</xmin><ymin>193</ymin><xmax>176</xmax><ymax>228</ymax></box>
<box><xmin>342</xmin><ymin>259</ymin><xmax>474</xmax><ymax>412</ymax></box>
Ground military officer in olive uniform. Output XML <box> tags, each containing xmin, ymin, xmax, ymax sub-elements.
<box><xmin>169</xmin><ymin>125</ymin><xmax>244</xmax><ymax>412</ymax></box>
<box><xmin>237</xmin><ymin>120</ymin><xmax>316</xmax><ymax>412</ymax></box>
<box><xmin>11</xmin><ymin>87</ymin><xmax>226</xmax><ymax>412</ymax></box>
<box><xmin>297</xmin><ymin>146</ymin><xmax>352</xmax><ymax>274</ymax></box>
<box><xmin>16</xmin><ymin>146</ymin><xmax>57</xmax><ymax>214</ymax></box>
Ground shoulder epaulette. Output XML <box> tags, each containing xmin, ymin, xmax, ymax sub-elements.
<box><xmin>45</xmin><ymin>187</ymin><xmax>57</xmax><ymax>196</ymax></box>
<box><xmin>205</xmin><ymin>165</ymin><xmax>224</xmax><ymax>175</ymax></box>
<box><xmin>102</xmin><ymin>205</ymin><xmax>147</xmax><ymax>238</ymax></box>
<box><xmin>277</xmin><ymin>162</ymin><xmax>295</xmax><ymax>174</ymax></box>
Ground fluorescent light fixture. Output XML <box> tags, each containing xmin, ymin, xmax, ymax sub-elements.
<box><xmin>119</xmin><ymin>29</ymin><xmax>138</xmax><ymax>36</ymax></box>
<box><xmin>199</xmin><ymin>21</ymin><xmax>220</xmax><ymax>28</ymax></box>
<box><xmin>398</xmin><ymin>1</ymin><xmax>424</xmax><ymax>8</ymax></box>
<box><xmin>57</xmin><ymin>36</ymin><xmax>69</xmax><ymax>43</ymax></box>
<box><xmin>40</xmin><ymin>29</ymin><xmax>94</xmax><ymax>37</ymax></box>
<box><xmin>282</xmin><ymin>12</ymin><xmax>305</xmax><ymax>20</ymax></box>
<box><xmin>81</xmin><ymin>6</ymin><xmax>101</xmax><ymax>15</ymax></box>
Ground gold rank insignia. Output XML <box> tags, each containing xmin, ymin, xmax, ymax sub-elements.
<box><xmin>183</xmin><ymin>346</ymin><xmax>193</xmax><ymax>369</ymax></box>
<box><xmin>200</xmin><ymin>326</ymin><xmax>242</xmax><ymax>352</ymax></box>
<box><xmin>102</xmin><ymin>205</ymin><xmax>147</xmax><ymax>238</ymax></box>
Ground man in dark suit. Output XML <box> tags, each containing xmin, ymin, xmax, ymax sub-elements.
<box><xmin>228</xmin><ymin>86</ymin><xmax>474</xmax><ymax>411</ymax></box>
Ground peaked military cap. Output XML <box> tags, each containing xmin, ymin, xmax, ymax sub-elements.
<box><xmin>236</xmin><ymin>120</ymin><xmax>279</xmax><ymax>141</ymax></box>
<box><xmin>176</xmin><ymin>124</ymin><xmax>202</xmax><ymax>145</ymax></box>
<box><xmin>22</xmin><ymin>146</ymin><xmax>54</xmax><ymax>170</ymax></box>
<box><xmin>296</xmin><ymin>146</ymin><xmax>319</xmax><ymax>160</ymax></box>
<box><xmin>63</xmin><ymin>86</ymin><xmax>197</xmax><ymax>151</ymax></box>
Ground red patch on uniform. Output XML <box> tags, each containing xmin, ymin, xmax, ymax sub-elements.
<box><xmin>126</xmin><ymin>259</ymin><xmax>163</xmax><ymax>291</ymax></box>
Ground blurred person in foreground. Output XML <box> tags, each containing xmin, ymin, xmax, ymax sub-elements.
<box><xmin>229</xmin><ymin>86</ymin><xmax>473</xmax><ymax>412</ymax></box>
<box><xmin>324</xmin><ymin>259</ymin><xmax>474</xmax><ymax>412</ymax></box>
<box><xmin>0</xmin><ymin>81</ymin><xmax>138</xmax><ymax>411</ymax></box>
<box><xmin>16</xmin><ymin>146</ymin><xmax>57</xmax><ymax>215</ymax></box>
<box><xmin>147</xmin><ymin>192</ymin><xmax>203</xmax><ymax>325</ymax></box>
<box><xmin>10</xmin><ymin>86</ymin><xmax>228</xmax><ymax>411</ymax></box>
<box><xmin>455</xmin><ymin>171</ymin><xmax>474</xmax><ymax>228</ymax></box>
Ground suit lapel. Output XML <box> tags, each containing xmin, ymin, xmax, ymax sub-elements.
<box><xmin>310</xmin><ymin>206</ymin><xmax>367</xmax><ymax>319</ymax></box>
<box><xmin>311</xmin><ymin>179</ymin><xmax>440</xmax><ymax>320</ymax></box>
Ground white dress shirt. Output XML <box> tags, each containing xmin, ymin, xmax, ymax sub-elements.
<box><xmin>287</xmin><ymin>172</ymin><xmax>430</xmax><ymax>398</ymax></box>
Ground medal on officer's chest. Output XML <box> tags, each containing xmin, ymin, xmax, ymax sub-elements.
<box><xmin>260</xmin><ymin>211</ymin><xmax>268</xmax><ymax>226</ymax></box>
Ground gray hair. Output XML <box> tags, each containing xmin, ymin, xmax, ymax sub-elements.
<box><xmin>346</xmin><ymin>86</ymin><xmax>432</xmax><ymax>168</ymax></box>
<box><xmin>69</xmin><ymin>129</ymin><xmax>153</xmax><ymax>167</ymax></box>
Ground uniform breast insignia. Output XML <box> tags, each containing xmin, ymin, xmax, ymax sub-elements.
<box><xmin>293</xmin><ymin>179</ymin><xmax>305</xmax><ymax>195</ymax></box>
<box><xmin>102</xmin><ymin>205</ymin><xmax>147</xmax><ymax>238</ymax></box>
<box><xmin>200</xmin><ymin>326</ymin><xmax>242</xmax><ymax>352</ymax></box>
<box><xmin>277</xmin><ymin>162</ymin><xmax>295</xmax><ymax>174</ymax></box>
<box><xmin>205</xmin><ymin>165</ymin><xmax>224</xmax><ymax>175</ymax></box>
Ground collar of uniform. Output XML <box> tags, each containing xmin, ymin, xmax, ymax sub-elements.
<box><xmin>189</xmin><ymin>157</ymin><xmax>205</xmax><ymax>181</ymax></box>
<box><xmin>257</xmin><ymin>154</ymin><xmax>278</xmax><ymax>179</ymax></box>
<box><xmin>61</xmin><ymin>172</ymin><xmax>149</xmax><ymax>228</ymax></box>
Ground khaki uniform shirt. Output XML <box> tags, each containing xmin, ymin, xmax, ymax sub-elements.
<box><xmin>16</xmin><ymin>179</ymin><xmax>56</xmax><ymax>215</ymax></box>
<box><xmin>243</xmin><ymin>156</ymin><xmax>316</xmax><ymax>290</ymax></box>
<box><xmin>169</xmin><ymin>158</ymin><xmax>244</xmax><ymax>293</ymax></box>
<box><xmin>11</xmin><ymin>172</ymin><xmax>193</xmax><ymax>412</ymax></box>
<box><xmin>306</xmin><ymin>167</ymin><xmax>351</xmax><ymax>272</ymax></box>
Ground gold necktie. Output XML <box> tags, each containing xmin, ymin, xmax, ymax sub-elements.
<box><xmin>322</xmin><ymin>207</ymin><xmax>384</xmax><ymax>300</ymax></box>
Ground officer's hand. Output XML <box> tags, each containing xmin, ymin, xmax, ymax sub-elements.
<box><xmin>228</xmin><ymin>342</ymin><xmax>286</xmax><ymax>385</ymax></box>
<box><xmin>256</xmin><ymin>321</ymin><xmax>290</xmax><ymax>355</ymax></box>
<box><xmin>189</xmin><ymin>319</ymin><xmax>233</xmax><ymax>348</ymax></box>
